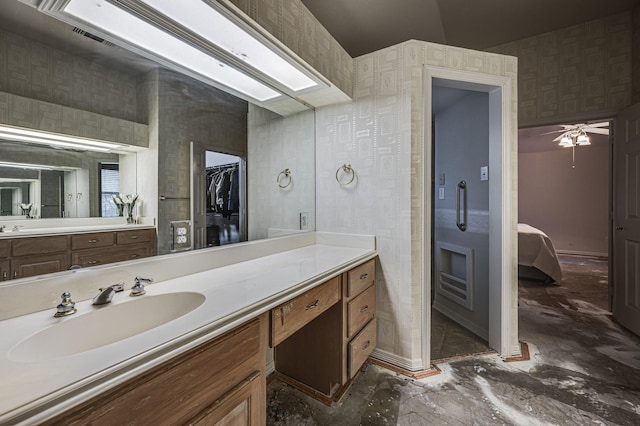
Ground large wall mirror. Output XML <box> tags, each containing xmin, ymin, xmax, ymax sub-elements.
<box><xmin>0</xmin><ymin>1</ymin><xmax>315</xmax><ymax>256</ymax></box>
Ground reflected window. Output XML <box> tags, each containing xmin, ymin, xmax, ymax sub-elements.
<box><xmin>100</xmin><ymin>163</ymin><xmax>119</xmax><ymax>217</ymax></box>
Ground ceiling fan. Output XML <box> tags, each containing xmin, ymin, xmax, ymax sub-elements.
<box><xmin>544</xmin><ymin>121</ymin><xmax>610</xmax><ymax>147</ymax></box>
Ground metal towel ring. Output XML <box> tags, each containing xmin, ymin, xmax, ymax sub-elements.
<box><xmin>335</xmin><ymin>163</ymin><xmax>355</xmax><ymax>186</ymax></box>
<box><xmin>277</xmin><ymin>168</ymin><xmax>292</xmax><ymax>188</ymax></box>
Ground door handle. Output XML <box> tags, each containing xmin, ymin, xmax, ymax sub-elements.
<box><xmin>615</xmin><ymin>226</ymin><xmax>624</xmax><ymax>230</ymax></box>
<box><xmin>456</xmin><ymin>180</ymin><xmax>467</xmax><ymax>232</ymax></box>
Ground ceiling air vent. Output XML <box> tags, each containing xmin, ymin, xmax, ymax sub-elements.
<box><xmin>71</xmin><ymin>27</ymin><xmax>115</xmax><ymax>47</ymax></box>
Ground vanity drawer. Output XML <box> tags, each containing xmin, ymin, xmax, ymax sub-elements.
<box><xmin>71</xmin><ymin>232</ymin><xmax>115</xmax><ymax>250</ymax></box>
<box><xmin>347</xmin><ymin>284</ymin><xmax>376</xmax><ymax>338</ymax></box>
<box><xmin>271</xmin><ymin>276</ymin><xmax>341</xmax><ymax>346</ymax></box>
<box><xmin>11</xmin><ymin>235</ymin><xmax>69</xmax><ymax>256</ymax></box>
<box><xmin>0</xmin><ymin>240</ymin><xmax>9</xmax><ymax>258</ymax></box>
<box><xmin>71</xmin><ymin>244</ymin><xmax>153</xmax><ymax>267</ymax></box>
<box><xmin>347</xmin><ymin>258</ymin><xmax>375</xmax><ymax>298</ymax></box>
<box><xmin>348</xmin><ymin>318</ymin><xmax>376</xmax><ymax>379</ymax></box>
<box><xmin>116</xmin><ymin>229</ymin><xmax>155</xmax><ymax>245</ymax></box>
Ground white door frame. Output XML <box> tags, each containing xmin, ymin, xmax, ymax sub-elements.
<box><xmin>422</xmin><ymin>65</ymin><xmax>517</xmax><ymax>366</ymax></box>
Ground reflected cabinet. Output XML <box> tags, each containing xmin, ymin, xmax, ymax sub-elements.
<box><xmin>0</xmin><ymin>228</ymin><xmax>157</xmax><ymax>280</ymax></box>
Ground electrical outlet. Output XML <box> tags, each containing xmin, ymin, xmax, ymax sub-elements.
<box><xmin>300</xmin><ymin>212</ymin><xmax>309</xmax><ymax>230</ymax></box>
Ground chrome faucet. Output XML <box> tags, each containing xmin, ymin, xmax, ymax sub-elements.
<box><xmin>130</xmin><ymin>277</ymin><xmax>152</xmax><ymax>296</ymax></box>
<box><xmin>12</xmin><ymin>225</ymin><xmax>22</xmax><ymax>232</ymax></box>
<box><xmin>0</xmin><ymin>225</ymin><xmax>5</xmax><ymax>232</ymax></box>
<box><xmin>92</xmin><ymin>283</ymin><xmax>125</xmax><ymax>305</ymax></box>
<box><xmin>54</xmin><ymin>292</ymin><xmax>77</xmax><ymax>317</ymax></box>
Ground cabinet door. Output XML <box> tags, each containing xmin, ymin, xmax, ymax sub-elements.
<box><xmin>190</xmin><ymin>371</ymin><xmax>262</xmax><ymax>426</ymax></box>
<box><xmin>0</xmin><ymin>239</ymin><xmax>10</xmax><ymax>258</ymax></box>
<box><xmin>346</xmin><ymin>259</ymin><xmax>375</xmax><ymax>298</ymax></box>
<box><xmin>348</xmin><ymin>318</ymin><xmax>377</xmax><ymax>379</ymax></box>
<box><xmin>70</xmin><ymin>232</ymin><xmax>115</xmax><ymax>250</ymax></box>
<box><xmin>71</xmin><ymin>244</ymin><xmax>153</xmax><ymax>267</ymax></box>
<box><xmin>11</xmin><ymin>235</ymin><xmax>69</xmax><ymax>256</ymax></box>
<box><xmin>11</xmin><ymin>253</ymin><xmax>69</xmax><ymax>279</ymax></box>
<box><xmin>116</xmin><ymin>229</ymin><xmax>155</xmax><ymax>245</ymax></box>
<box><xmin>0</xmin><ymin>260</ymin><xmax>9</xmax><ymax>281</ymax></box>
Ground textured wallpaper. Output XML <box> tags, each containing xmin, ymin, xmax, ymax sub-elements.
<box><xmin>489</xmin><ymin>11</ymin><xmax>634</xmax><ymax>127</ymax></box>
<box><xmin>247</xmin><ymin>105</ymin><xmax>315</xmax><ymax>240</ymax></box>
<box><xmin>316</xmin><ymin>41</ymin><xmax>519</xmax><ymax>369</ymax></box>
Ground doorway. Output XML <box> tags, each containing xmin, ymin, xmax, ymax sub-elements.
<box><xmin>205</xmin><ymin>151</ymin><xmax>244</xmax><ymax>247</ymax></box>
<box><xmin>423</xmin><ymin>66</ymin><xmax>517</xmax><ymax>367</ymax></box>
<box><xmin>190</xmin><ymin>142</ymin><xmax>247</xmax><ymax>250</ymax></box>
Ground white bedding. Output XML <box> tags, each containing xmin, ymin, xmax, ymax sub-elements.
<box><xmin>518</xmin><ymin>223</ymin><xmax>562</xmax><ymax>283</ymax></box>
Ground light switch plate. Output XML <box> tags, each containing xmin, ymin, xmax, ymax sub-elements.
<box><xmin>439</xmin><ymin>187</ymin><xmax>445</xmax><ymax>200</ymax></box>
<box><xmin>439</xmin><ymin>173</ymin><xmax>445</xmax><ymax>185</ymax></box>
<box><xmin>480</xmin><ymin>166</ymin><xmax>489</xmax><ymax>181</ymax></box>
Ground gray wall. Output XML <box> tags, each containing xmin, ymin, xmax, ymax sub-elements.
<box><xmin>518</xmin><ymin>141</ymin><xmax>609</xmax><ymax>256</ymax></box>
<box><xmin>433</xmin><ymin>91</ymin><xmax>490</xmax><ymax>339</ymax></box>
<box><xmin>0</xmin><ymin>28</ymin><xmax>141</xmax><ymax>123</ymax></box>
<box><xmin>155</xmin><ymin>69</ymin><xmax>248</xmax><ymax>254</ymax></box>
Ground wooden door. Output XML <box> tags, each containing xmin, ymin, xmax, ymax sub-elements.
<box><xmin>613</xmin><ymin>101</ymin><xmax>640</xmax><ymax>336</ymax></box>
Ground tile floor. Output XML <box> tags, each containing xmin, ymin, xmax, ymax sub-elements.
<box><xmin>267</xmin><ymin>255</ymin><xmax>640</xmax><ymax>425</ymax></box>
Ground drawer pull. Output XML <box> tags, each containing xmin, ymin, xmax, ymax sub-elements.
<box><xmin>13</xmin><ymin>271</ymin><xmax>18</xmax><ymax>279</ymax></box>
<box><xmin>305</xmin><ymin>300</ymin><xmax>320</xmax><ymax>310</ymax></box>
<box><xmin>130</xmin><ymin>235</ymin><xmax>139</xmax><ymax>239</ymax></box>
<box><xmin>2</xmin><ymin>271</ymin><xmax>7</xmax><ymax>281</ymax></box>
<box><xmin>360</xmin><ymin>305</ymin><xmax>369</xmax><ymax>313</ymax></box>
<box><xmin>360</xmin><ymin>273</ymin><xmax>368</xmax><ymax>280</ymax></box>
<box><xmin>88</xmin><ymin>239</ymin><xmax>99</xmax><ymax>243</ymax></box>
<box><xmin>130</xmin><ymin>254</ymin><xmax>139</xmax><ymax>258</ymax></box>
<box><xmin>362</xmin><ymin>340</ymin><xmax>371</xmax><ymax>350</ymax></box>
<box><xmin>87</xmin><ymin>260</ymin><xmax>98</xmax><ymax>265</ymax></box>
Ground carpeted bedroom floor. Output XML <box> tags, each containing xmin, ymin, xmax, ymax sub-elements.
<box><xmin>267</xmin><ymin>255</ymin><xmax>640</xmax><ymax>425</ymax></box>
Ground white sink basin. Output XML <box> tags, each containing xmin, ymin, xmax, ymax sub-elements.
<box><xmin>9</xmin><ymin>292</ymin><xmax>206</xmax><ymax>362</ymax></box>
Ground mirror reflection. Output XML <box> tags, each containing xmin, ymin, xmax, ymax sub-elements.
<box><xmin>0</xmin><ymin>1</ymin><xmax>315</xmax><ymax>259</ymax></box>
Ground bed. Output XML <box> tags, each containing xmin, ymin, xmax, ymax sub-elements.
<box><xmin>518</xmin><ymin>223</ymin><xmax>563</xmax><ymax>283</ymax></box>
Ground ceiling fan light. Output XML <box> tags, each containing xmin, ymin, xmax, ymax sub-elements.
<box><xmin>559</xmin><ymin>135</ymin><xmax>573</xmax><ymax>147</ymax></box>
<box><xmin>576</xmin><ymin>134</ymin><xmax>590</xmax><ymax>145</ymax></box>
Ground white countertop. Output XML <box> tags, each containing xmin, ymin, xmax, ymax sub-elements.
<box><xmin>0</xmin><ymin>237</ymin><xmax>376</xmax><ymax>424</ymax></box>
<box><xmin>0</xmin><ymin>224</ymin><xmax>155</xmax><ymax>238</ymax></box>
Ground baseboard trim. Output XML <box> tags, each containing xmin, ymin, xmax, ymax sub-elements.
<box><xmin>369</xmin><ymin>357</ymin><xmax>441</xmax><ymax>379</ymax></box>
<box><xmin>370</xmin><ymin>348</ymin><xmax>425</xmax><ymax>371</ymax></box>
<box><xmin>504</xmin><ymin>341</ymin><xmax>530</xmax><ymax>362</ymax></box>
<box><xmin>556</xmin><ymin>250</ymin><xmax>608</xmax><ymax>258</ymax></box>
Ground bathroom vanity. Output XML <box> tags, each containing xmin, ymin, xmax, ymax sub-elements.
<box><xmin>0</xmin><ymin>232</ymin><xmax>376</xmax><ymax>425</ymax></box>
<box><xmin>0</xmin><ymin>226</ymin><xmax>156</xmax><ymax>280</ymax></box>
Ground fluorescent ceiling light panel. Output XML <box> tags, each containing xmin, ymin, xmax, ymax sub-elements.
<box><xmin>0</xmin><ymin>125</ymin><xmax>118</xmax><ymax>153</ymax></box>
<box><xmin>63</xmin><ymin>0</ymin><xmax>281</xmax><ymax>102</ymax></box>
<box><xmin>139</xmin><ymin>0</ymin><xmax>317</xmax><ymax>92</ymax></box>
<box><xmin>0</xmin><ymin>162</ymin><xmax>55</xmax><ymax>171</ymax></box>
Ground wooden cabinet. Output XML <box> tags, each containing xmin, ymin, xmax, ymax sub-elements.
<box><xmin>71</xmin><ymin>229</ymin><xmax>156</xmax><ymax>268</ymax></box>
<box><xmin>273</xmin><ymin>258</ymin><xmax>377</xmax><ymax>401</ymax></box>
<box><xmin>0</xmin><ymin>240</ymin><xmax>9</xmax><ymax>281</ymax></box>
<box><xmin>0</xmin><ymin>228</ymin><xmax>156</xmax><ymax>279</ymax></box>
<box><xmin>10</xmin><ymin>235</ymin><xmax>70</xmax><ymax>279</ymax></box>
<box><xmin>45</xmin><ymin>314</ymin><xmax>267</xmax><ymax>426</ymax></box>
<box><xmin>271</xmin><ymin>276</ymin><xmax>341</xmax><ymax>346</ymax></box>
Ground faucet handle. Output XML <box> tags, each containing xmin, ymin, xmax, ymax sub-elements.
<box><xmin>130</xmin><ymin>277</ymin><xmax>152</xmax><ymax>297</ymax></box>
<box><xmin>54</xmin><ymin>292</ymin><xmax>77</xmax><ymax>317</ymax></box>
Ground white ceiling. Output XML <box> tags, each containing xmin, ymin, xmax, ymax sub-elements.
<box><xmin>302</xmin><ymin>0</ymin><xmax>640</xmax><ymax>57</ymax></box>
